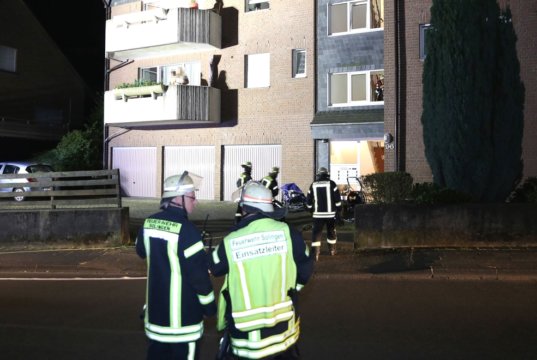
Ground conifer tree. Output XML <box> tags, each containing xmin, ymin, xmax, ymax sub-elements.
<box><xmin>421</xmin><ymin>0</ymin><xmax>524</xmax><ymax>202</ymax></box>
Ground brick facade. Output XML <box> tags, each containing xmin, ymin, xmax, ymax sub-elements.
<box><xmin>106</xmin><ymin>1</ymin><xmax>315</xmax><ymax>197</ymax></box>
<box><xmin>384</xmin><ymin>0</ymin><xmax>537</xmax><ymax>183</ymax></box>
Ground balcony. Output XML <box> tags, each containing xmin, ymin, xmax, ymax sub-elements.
<box><xmin>104</xmin><ymin>85</ymin><xmax>221</xmax><ymax>126</ymax></box>
<box><xmin>105</xmin><ymin>7</ymin><xmax>221</xmax><ymax>60</ymax></box>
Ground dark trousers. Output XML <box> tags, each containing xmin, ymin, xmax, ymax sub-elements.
<box><xmin>147</xmin><ymin>339</ymin><xmax>200</xmax><ymax>360</ymax></box>
<box><xmin>312</xmin><ymin>217</ymin><xmax>337</xmax><ymax>247</ymax></box>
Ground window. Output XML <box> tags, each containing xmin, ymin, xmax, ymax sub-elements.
<box><xmin>246</xmin><ymin>0</ymin><xmax>269</xmax><ymax>12</ymax></box>
<box><xmin>245</xmin><ymin>53</ymin><xmax>270</xmax><ymax>88</ymax></box>
<box><xmin>329</xmin><ymin>0</ymin><xmax>384</xmax><ymax>35</ymax></box>
<box><xmin>139</xmin><ymin>62</ymin><xmax>201</xmax><ymax>86</ymax></box>
<box><xmin>292</xmin><ymin>49</ymin><xmax>306</xmax><ymax>78</ymax></box>
<box><xmin>329</xmin><ymin>70</ymin><xmax>384</xmax><ymax>106</ymax></box>
<box><xmin>0</xmin><ymin>45</ymin><xmax>17</xmax><ymax>72</ymax></box>
<box><xmin>419</xmin><ymin>24</ymin><xmax>431</xmax><ymax>60</ymax></box>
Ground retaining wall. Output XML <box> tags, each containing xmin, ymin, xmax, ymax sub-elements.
<box><xmin>355</xmin><ymin>203</ymin><xmax>537</xmax><ymax>248</ymax></box>
<box><xmin>0</xmin><ymin>208</ymin><xmax>130</xmax><ymax>246</ymax></box>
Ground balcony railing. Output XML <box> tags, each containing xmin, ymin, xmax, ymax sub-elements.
<box><xmin>104</xmin><ymin>85</ymin><xmax>221</xmax><ymax>126</ymax></box>
<box><xmin>106</xmin><ymin>7</ymin><xmax>221</xmax><ymax>60</ymax></box>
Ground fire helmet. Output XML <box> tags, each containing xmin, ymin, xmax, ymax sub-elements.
<box><xmin>162</xmin><ymin>171</ymin><xmax>202</xmax><ymax>199</ymax></box>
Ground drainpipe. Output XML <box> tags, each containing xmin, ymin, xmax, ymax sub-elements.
<box><xmin>102</xmin><ymin>0</ymin><xmax>112</xmax><ymax>170</ymax></box>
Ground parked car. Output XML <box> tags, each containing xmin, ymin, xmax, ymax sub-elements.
<box><xmin>0</xmin><ymin>162</ymin><xmax>54</xmax><ymax>201</ymax></box>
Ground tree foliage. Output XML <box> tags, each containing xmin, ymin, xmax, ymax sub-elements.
<box><xmin>34</xmin><ymin>95</ymin><xmax>103</xmax><ymax>171</ymax></box>
<box><xmin>422</xmin><ymin>0</ymin><xmax>524</xmax><ymax>202</ymax></box>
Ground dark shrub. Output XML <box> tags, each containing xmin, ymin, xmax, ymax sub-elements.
<box><xmin>360</xmin><ymin>172</ymin><xmax>413</xmax><ymax>204</ymax></box>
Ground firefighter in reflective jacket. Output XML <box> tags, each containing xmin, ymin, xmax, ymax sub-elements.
<box><xmin>261</xmin><ymin>166</ymin><xmax>280</xmax><ymax>198</ymax></box>
<box><xmin>136</xmin><ymin>171</ymin><xmax>216</xmax><ymax>360</ymax></box>
<box><xmin>306</xmin><ymin>167</ymin><xmax>342</xmax><ymax>261</ymax></box>
<box><xmin>210</xmin><ymin>181</ymin><xmax>314</xmax><ymax>359</ymax></box>
<box><xmin>235</xmin><ymin>161</ymin><xmax>253</xmax><ymax>223</ymax></box>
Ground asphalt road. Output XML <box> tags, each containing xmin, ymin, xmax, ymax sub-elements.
<box><xmin>1</xmin><ymin>276</ymin><xmax>537</xmax><ymax>359</ymax></box>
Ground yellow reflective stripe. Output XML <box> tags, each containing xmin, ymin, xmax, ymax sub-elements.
<box><xmin>311</xmin><ymin>241</ymin><xmax>321</xmax><ymax>247</ymax></box>
<box><xmin>212</xmin><ymin>246</ymin><xmax>221</xmax><ymax>264</ymax></box>
<box><xmin>188</xmin><ymin>341</ymin><xmax>196</xmax><ymax>360</ymax></box>
<box><xmin>184</xmin><ymin>241</ymin><xmax>204</xmax><ymax>258</ymax></box>
<box><xmin>145</xmin><ymin>228</ymin><xmax>178</xmax><ymax>242</ymax></box>
<box><xmin>234</xmin><ymin>310</ymin><xmax>294</xmax><ymax>331</ymax></box>
<box><xmin>146</xmin><ymin>321</ymin><xmax>203</xmax><ymax>335</ymax></box>
<box><xmin>144</xmin><ymin>218</ymin><xmax>182</xmax><ymax>233</ymax></box>
<box><xmin>198</xmin><ymin>291</ymin><xmax>215</xmax><ymax>305</ymax></box>
<box><xmin>232</xmin><ymin>300</ymin><xmax>293</xmax><ymax>319</ymax></box>
<box><xmin>237</xmin><ymin>261</ymin><xmax>251</xmax><ymax>309</ymax></box>
<box><xmin>168</xmin><ymin>240</ymin><xmax>181</xmax><ymax>328</ymax></box>
<box><xmin>146</xmin><ymin>329</ymin><xmax>203</xmax><ymax>343</ymax></box>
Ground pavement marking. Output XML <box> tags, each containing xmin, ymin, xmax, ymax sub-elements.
<box><xmin>0</xmin><ymin>276</ymin><xmax>147</xmax><ymax>281</ymax></box>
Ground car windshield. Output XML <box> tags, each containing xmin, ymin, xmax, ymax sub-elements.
<box><xmin>26</xmin><ymin>164</ymin><xmax>54</xmax><ymax>173</ymax></box>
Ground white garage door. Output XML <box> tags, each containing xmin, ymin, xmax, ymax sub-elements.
<box><xmin>112</xmin><ymin>147</ymin><xmax>157</xmax><ymax>197</ymax></box>
<box><xmin>223</xmin><ymin>145</ymin><xmax>281</xmax><ymax>201</ymax></box>
<box><xmin>164</xmin><ymin>146</ymin><xmax>215</xmax><ymax>200</ymax></box>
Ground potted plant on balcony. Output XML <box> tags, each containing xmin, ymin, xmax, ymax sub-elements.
<box><xmin>113</xmin><ymin>80</ymin><xmax>166</xmax><ymax>101</ymax></box>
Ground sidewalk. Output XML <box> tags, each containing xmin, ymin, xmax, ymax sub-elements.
<box><xmin>1</xmin><ymin>198</ymin><xmax>537</xmax><ymax>280</ymax></box>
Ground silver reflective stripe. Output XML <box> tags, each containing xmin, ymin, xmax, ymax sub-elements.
<box><xmin>296</xmin><ymin>284</ymin><xmax>304</xmax><ymax>291</ymax></box>
<box><xmin>198</xmin><ymin>291</ymin><xmax>215</xmax><ymax>305</ymax></box>
<box><xmin>280</xmin><ymin>253</ymin><xmax>286</xmax><ymax>300</ymax></box>
<box><xmin>237</xmin><ymin>261</ymin><xmax>251</xmax><ymax>309</ymax></box>
<box><xmin>234</xmin><ymin>310</ymin><xmax>294</xmax><ymax>330</ymax></box>
<box><xmin>232</xmin><ymin>300</ymin><xmax>293</xmax><ymax>318</ymax></box>
<box><xmin>327</xmin><ymin>238</ymin><xmax>337</xmax><ymax>244</ymax></box>
<box><xmin>146</xmin><ymin>330</ymin><xmax>202</xmax><ymax>343</ymax></box>
<box><xmin>184</xmin><ymin>241</ymin><xmax>204</xmax><ymax>258</ymax></box>
<box><xmin>145</xmin><ymin>228</ymin><xmax>179</xmax><ymax>242</ymax></box>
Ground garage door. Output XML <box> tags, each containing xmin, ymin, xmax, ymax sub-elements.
<box><xmin>164</xmin><ymin>146</ymin><xmax>215</xmax><ymax>200</ymax></box>
<box><xmin>223</xmin><ymin>145</ymin><xmax>281</xmax><ymax>201</ymax></box>
<box><xmin>112</xmin><ymin>147</ymin><xmax>157</xmax><ymax>197</ymax></box>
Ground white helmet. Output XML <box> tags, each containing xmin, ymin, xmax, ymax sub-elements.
<box><xmin>232</xmin><ymin>181</ymin><xmax>287</xmax><ymax>219</ymax></box>
<box><xmin>162</xmin><ymin>171</ymin><xmax>202</xmax><ymax>199</ymax></box>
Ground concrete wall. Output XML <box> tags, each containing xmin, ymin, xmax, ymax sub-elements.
<box><xmin>0</xmin><ymin>208</ymin><xmax>130</xmax><ymax>246</ymax></box>
<box><xmin>355</xmin><ymin>203</ymin><xmax>537</xmax><ymax>249</ymax></box>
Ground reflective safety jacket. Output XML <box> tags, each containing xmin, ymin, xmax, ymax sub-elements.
<box><xmin>237</xmin><ymin>171</ymin><xmax>252</xmax><ymax>188</ymax></box>
<box><xmin>306</xmin><ymin>176</ymin><xmax>342</xmax><ymax>218</ymax></box>
<box><xmin>209</xmin><ymin>214</ymin><xmax>313</xmax><ymax>359</ymax></box>
<box><xmin>136</xmin><ymin>205</ymin><xmax>216</xmax><ymax>343</ymax></box>
<box><xmin>261</xmin><ymin>175</ymin><xmax>279</xmax><ymax>198</ymax></box>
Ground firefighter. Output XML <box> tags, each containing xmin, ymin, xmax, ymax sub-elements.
<box><xmin>210</xmin><ymin>181</ymin><xmax>314</xmax><ymax>359</ymax></box>
<box><xmin>236</xmin><ymin>161</ymin><xmax>253</xmax><ymax>188</ymax></box>
<box><xmin>306</xmin><ymin>167</ymin><xmax>342</xmax><ymax>261</ymax></box>
<box><xmin>235</xmin><ymin>161</ymin><xmax>253</xmax><ymax>223</ymax></box>
<box><xmin>261</xmin><ymin>166</ymin><xmax>280</xmax><ymax>198</ymax></box>
<box><xmin>136</xmin><ymin>171</ymin><xmax>216</xmax><ymax>360</ymax></box>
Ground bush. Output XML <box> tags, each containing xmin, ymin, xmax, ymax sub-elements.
<box><xmin>360</xmin><ymin>172</ymin><xmax>413</xmax><ymax>204</ymax></box>
<box><xmin>115</xmin><ymin>79</ymin><xmax>162</xmax><ymax>89</ymax></box>
<box><xmin>411</xmin><ymin>182</ymin><xmax>473</xmax><ymax>204</ymax></box>
<box><xmin>508</xmin><ymin>177</ymin><xmax>537</xmax><ymax>203</ymax></box>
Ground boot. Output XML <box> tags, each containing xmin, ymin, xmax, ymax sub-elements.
<box><xmin>313</xmin><ymin>246</ymin><xmax>320</xmax><ymax>261</ymax></box>
<box><xmin>329</xmin><ymin>243</ymin><xmax>337</xmax><ymax>256</ymax></box>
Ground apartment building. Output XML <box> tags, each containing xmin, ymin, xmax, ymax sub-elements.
<box><xmin>383</xmin><ymin>0</ymin><xmax>537</xmax><ymax>183</ymax></box>
<box><xmin>313</xmin><ymin>0</ymin><xmax>385</xmax><ymax>188</ymax></box>
<box><xmin>0</xmin><ymin>0</ymin><xmax>86</xmax><ymax>158</ymax></box>
<box><xmin>104</xmin><ymin>0</ymin><xmax>315</xmax><ymax>200</ymax></box>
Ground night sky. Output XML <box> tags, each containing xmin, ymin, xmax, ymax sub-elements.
<box><xmin>22</xmin><ymin>0</ymin><xmax>106</xmax><ymax>94</ymax></box>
